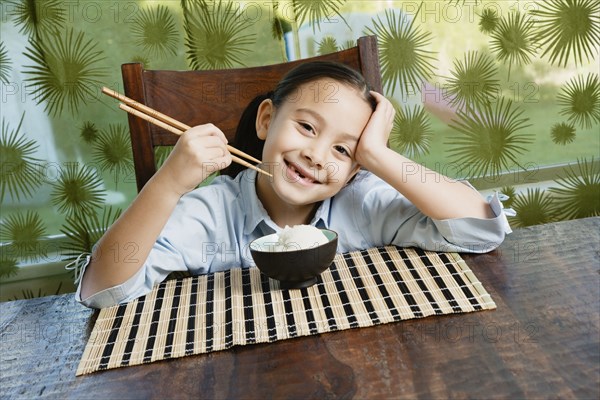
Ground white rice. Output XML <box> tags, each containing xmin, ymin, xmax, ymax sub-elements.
<box><xmin>273</xmin><ymin>225</ymin><xmax>329</xmax><ymax>252</ymax></box>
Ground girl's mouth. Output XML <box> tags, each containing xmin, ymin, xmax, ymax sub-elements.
<box><xmin>284</xmin><ymin>161</ymin><xmax>320</xmax><ymax>185</ymax></box>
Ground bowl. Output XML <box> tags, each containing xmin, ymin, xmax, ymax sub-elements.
<box><xmin>249</xmin><ymin>229</ymin><xmax>338</xmax><ymax>289</ymax></box>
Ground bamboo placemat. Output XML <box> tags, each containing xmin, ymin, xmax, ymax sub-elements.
<box><xmin>77</xmin><ymin>246</ymin><xmax>495</xmax><ymax>375</ymax></box>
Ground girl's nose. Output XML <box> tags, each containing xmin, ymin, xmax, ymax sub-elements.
<box><xmin>301</xmin><ymin>143</ymin><xmax>326</xmax><ymax>169</ymax></box>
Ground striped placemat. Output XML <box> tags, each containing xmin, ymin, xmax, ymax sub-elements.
<box><xmin>76</xmin><ymin>246</ymin><xmax>495</xmax><ymax>376</ymax></box>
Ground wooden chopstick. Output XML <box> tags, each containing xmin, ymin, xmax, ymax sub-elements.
<box><xmin>101</xmin><ymin>87</ymin><xmax>262</xmax><ymax>165</ymax></box>
<box><xmin>118</xmin><ymin>103</ymin><xmax>186</xmax><ymax>136</ymax></box>
<box><xmin>118</xmin><ymin>103</ymin><xmax>272</xmax><ymax>178</ymax></box>
<box><xmin>102</xmin><ymin>87</ymin><xmax>271</xmax><ymax>177</ymax></box>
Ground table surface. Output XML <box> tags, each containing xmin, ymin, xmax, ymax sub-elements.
<box><xmin>1</xmin><ymin>217</ymin><xmax>599</xmax><ymax>399</ymax></box>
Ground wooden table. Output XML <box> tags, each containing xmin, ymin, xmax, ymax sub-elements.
<box><xmin>1</xmin><ymin>218</ymin><xmax>599</xmax><ymax>399</ymax></box>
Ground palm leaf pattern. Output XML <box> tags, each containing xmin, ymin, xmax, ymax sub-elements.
<box><xmin>389</xmin><ymin>105</ymin><xmax>432</xmax><ymax>157</ymax></box>
<box><xmin>184</xmin><ymin>0</ymin><xmax>256</xmax><ymax>70</ymax></box>
<box><xmin>509</xmin><ymin>188</ymin><xmax>556</xmax><ymax>228</ymax></box>
<box><xmin>500</xmin><ymin>186</ymin><xmax>516</xmax><ymax>209</ymax></box>
<box><xmin>292</xmin><ymin>0</ymin><xmax>349</xmax><ymax>32</ymax></box>
<box><xmin>490</xmin><ymin>12</ymin><xmax>537</xmax><ymax>79</ymax></box>
<box><xmin>366</xmin><ymin>7</ymin><xmax>436</xmax><ymax>96</ymax></box>
<box><xmin>444</xmin><ymin>51</ymin><xmax>500</xmax><ymax>113</ymax></box>
<box><xmin>317</xmin><ymin>36</ymin><xmax>339</xmax><ymax>55</ymax></box>
<box><xmin>8</xmin><ymin>0</ymin><xmax>65</xmax><ymax>37</ymax></box>
<box><xmin>0</xmin><ymin>42</ymin><xmax>11</xmax><ymax>83</ymax></box>
<box><xmin>272</xmin><ymin>12</ymin><xmax>285</xmax><ymax>42</ymax></box>
<box><xmin>0</xmin><ymin>249</ymin><xmax>19</xmax><ymax>280</ymax></box>
<box><xmin>0</xmin><ymin>211</ymin><xmax>46</xmax><ymax>262</ymax></box>
<box><xmin>479</xmin><ymin>8</ymin><xmax>500</xmax><ymax>34</ymax></box>
<box><xmin>550</xmin><ymin>158</ymin><xmax>600</xmax><ymax>219</ymax></box>
<box><xmin>532</xmin><ymin>0</ymin><xmax>600</xmax><ymax>67</ymax></box>
<box><xmin>23</xmin><ymin>29</ymin><xmax>107</xmax><ymax>116</ymax></box>
<box><xmin>92</xmin><ymin>124</ymin><xmax>133</xmax><ymax>183</ymax></box>
<box><xmin>0</xmin><ymin>114</ymin><xmax>43</xmax><ymax>201</ymax></box>
<box><xmin>550</xmin><ymin>122</ymin><xmax>577</xmax><ymax>145</ymax></box>
<box><xmin>270</xmin><ymin>2</ymin><xmax>291</xmax><ymax>61</ymax></box>
<box><xmin>50</xmin><ymin>163</ymin><xmax>105</xmax><ymax>216</ymax></box>
<box><xmin>557</xmin><ymin>73</ymin><xmax>600</xmax><ymax>129</ymax></box>
<box><xmin>447</xmin><ymin>97</ymin><xmax>532</xmax><ymax>178</ymax></box>
<box><xmin>131</xmin><ymin>5</ymin><xmax>179</xmax><ymax>59</ymax></box>
<box><xmin>80</xmin><ymin>121</ymin><xmax>99</xmax><ymax>144</ymax></box>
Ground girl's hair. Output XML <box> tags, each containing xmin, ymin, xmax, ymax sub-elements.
<box><xmin>223</xmin><ymin>61</ymin><xmax>376</xmax><ymax>178</ymax></box>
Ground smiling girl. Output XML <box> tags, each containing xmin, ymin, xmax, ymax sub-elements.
<box><xmin>77</xmin><ymin>61</ymin><xmax>511</xmax><ymax>308</ymax></box>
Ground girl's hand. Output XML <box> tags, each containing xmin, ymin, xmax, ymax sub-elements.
<box><xmin>355</xmin><ymin>91</ymin><xmax>395</xmax><ymax>169</ymax></box>
<box><xmin>156</xmin><ymin>124</ymin><xmax>232</xmax><ymax>196</ymax></box>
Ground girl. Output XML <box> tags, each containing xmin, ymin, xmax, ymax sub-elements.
<box><xmin>77</xmin><ymin>61</ymin><xmax>511</xmax><ymax>309</ymax></box>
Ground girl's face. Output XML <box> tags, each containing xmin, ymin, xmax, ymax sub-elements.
<box><xmin>255</xmin><ymin>79</ymin><xmax>373</xmax><ymax>212</ymax></box>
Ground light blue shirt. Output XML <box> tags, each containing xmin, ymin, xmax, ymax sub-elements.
<box><xmin>76</xmin><ymin>169</ymin><xmax>511</xmax><ymax>308</ymax></box>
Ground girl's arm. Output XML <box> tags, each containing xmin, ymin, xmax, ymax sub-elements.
<box><xmin>355</xmin><ymin>92</ymin><xmax>494</xmax><ymax>221</ymax></box>
<box><xmin>79</xmin><ymin>124</ymin><xmax>232</xmax><ymax>300</ymax></box>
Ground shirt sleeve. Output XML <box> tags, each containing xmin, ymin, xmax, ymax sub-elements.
<box><xmin>430</xmin><ymin>190</ymin><xmax>512</xmax><ymax>253</ymax></box>
<box><xmin>74</xmin><ymin>255</ymin><xmax>154</xmax><ymax>309</ymax></box>
<box><xmin>74</xmin><ymin>232</ymin><xmax>192</xmax><ymax>309</ymax></box>
<box><xmin>75</xmin><ymin>185</ymin><xmax>224</xmax><ymax>309</ymax></box>
<box><xmin>354</xmin><ymin>173</ymin><xmax>512</xmax><ymax>254</ymax></box>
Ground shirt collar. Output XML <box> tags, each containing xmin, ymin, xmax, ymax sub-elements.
<box><xmin>239</xmin><ymin>169</ymin><xmax>331</xmax><ymax>236</ymax></box>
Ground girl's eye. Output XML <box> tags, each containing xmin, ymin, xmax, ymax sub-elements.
<box><xmin>298</xmin><ymin>122</ymin><xmax>314</xmax><ymax>134</ymax></box>
<box><xmin>334</xmin><ymin>145</ymin><xmax>349</xmax><ymax>156</ymax></box>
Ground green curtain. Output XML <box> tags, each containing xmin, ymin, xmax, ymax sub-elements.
<box><xmin>1</xmin><ymin>0</ymin><xmax>598</xmax><ymax>300</ymax></box>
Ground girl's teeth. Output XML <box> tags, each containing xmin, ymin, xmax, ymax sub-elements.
<box><xmin>287</xmin><ymin>162</ymin><xmax>315</xmax><ymax>183</ymax></box>
<box><xmin>292</xmin><ymin>165</ymin><xmax>304</xmax><ymax>178</ymax></box>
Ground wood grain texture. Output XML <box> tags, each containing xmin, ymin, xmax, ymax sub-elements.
<box><xmin>1</xmin><ymin>218</ymin><xmax>598</xmax><ymax>399</ymax></box>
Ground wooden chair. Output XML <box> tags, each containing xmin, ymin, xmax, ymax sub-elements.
<box><xmin>122</xmin><ymin>35</ymin><xmax>382</xmax><ymax>192</ymax></box>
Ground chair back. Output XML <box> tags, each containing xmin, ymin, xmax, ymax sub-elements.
<box><xmin>122</xmin><ymin>35</ymin><xmax>382</xmax><ymax>191</ymax></box>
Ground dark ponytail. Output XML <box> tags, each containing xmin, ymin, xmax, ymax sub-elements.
<box><xmin>221</xmin><ymin>92</ymin><xmax>272</xmax><ymax>178</ymax></box>
<box><xmin>222</xmin><ymin>61</ymin><xmax>376</xmax><ymax>178</ymax></box>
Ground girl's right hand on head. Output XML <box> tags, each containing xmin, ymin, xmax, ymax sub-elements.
<box><xmin>156</xmin><ymin>124</ymin><xmax>232</xmax><ymax>196</ymax></box>
<box><xmin>355</xmin><ymin>91</ymin><xmax>395</xmax><ymax>169</ymax></box>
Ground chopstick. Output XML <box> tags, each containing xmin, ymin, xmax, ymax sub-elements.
<box><xmin>102</xmin><ymin>87</ymin><xmax>261</xmax><ymax>164</ymax></box>
<box><xmin>102</xmin><ymin>87</ymin><xmax>272</xmax><ymax>177</ymax></box>
<box><xmin>118</xmin><ymin>103</ymin><xmax>270</xmax><ymax>177</ymax></box>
